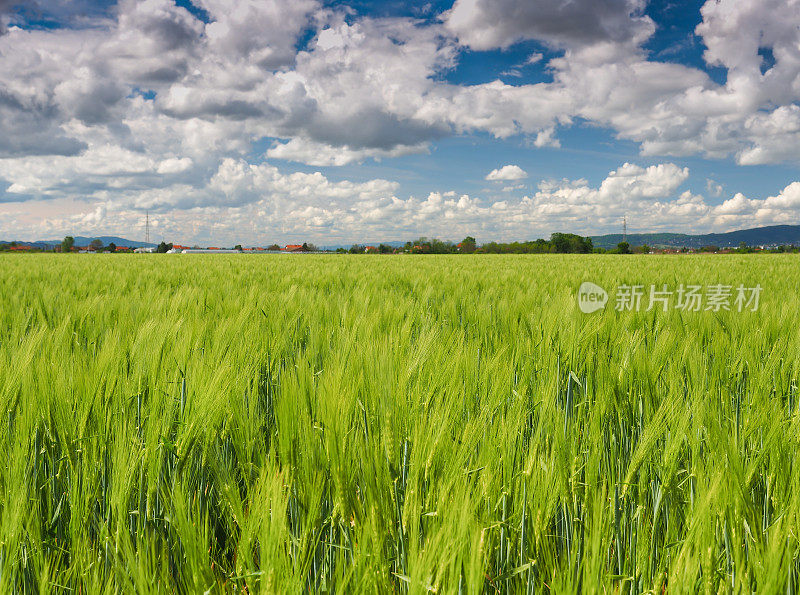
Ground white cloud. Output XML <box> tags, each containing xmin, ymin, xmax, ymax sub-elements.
<box><xmin>5</xmin><ymin>160</ymin><xmax>800</xmax><ymax>246</ymax></box>
<box><xmin>706</xmin><ymin>179</ymin><xmax>723</xmax><ymax>197</ymax></box>
<box><xmin>597</xmin><ymin>163</ymin><xmax>689</xmax><ymax>201</ymax></box>
<box><xmin>526</xmin><ymin>52</ymin><xmax>544</xmax><ymax>65</ymax></box>
<box><xmin>0</xmin><ymin>0</ymin><xmax>17</xmax><ymax>35</ymax></box>
<box><xmin>486</xmin><ymin>164</ymin><xmax>528</xmax><ymax>181</ymax></box>
<box><xmin>3</xmin><ymin>0</ymin><xmax>800</xmax><ymax>246</ymax></box>
<box><xmin>444</xmin><ymin>0</ymin><xmax>654</xmax><ymax>51</ymax></box>
<box><xmin>3</xmin><ymin>0</ymin><xmax>800</xmax><ymax>175</ymax></box>
<box><xmin>206</xmin><ymin>157</ymin><xmax>400</xmax><ymax>208</ymax></box>
<box><xmin>532</xmin><ymin>127</ymin><xmax>560</xmax><ymax>148</ymax></box>
<box><xmin>266</xmin><ymin>138</ymin><xmax>429</xmax><ymax>166</ymax></box>
<box><xmin>157</xmin><ymin>157</ymin><xmax>194</xmax><ymax>174</ymax></box>
<box><xmin>199</xmin><ymin>0</ymin><xmax>319</xmax><ymax>70</ymax></box>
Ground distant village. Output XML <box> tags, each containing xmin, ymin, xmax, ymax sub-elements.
<box><xmin>2</xmin><ymin>233</ymin><xmax>799</xmax><ymax>255</ymax></box>
<box><xmin>1</xmin><ymin>241</ymin><xmax>403</xmax><ymax>254</ymax></box>
<box><xmin>0</xmin><ymin>239</ymin><xmax>324</xmax><ymax>254</ymax></box>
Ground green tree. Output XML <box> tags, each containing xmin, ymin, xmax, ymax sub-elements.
<box><xmin>61</xmin><ymin>236</ymin><xmax>75</xmax><ymax>253</ymax></box>
<box><xmin>459</xmin><ymin>236</ymin><xmax>477</xmax><ymax>253</ymax></box>
<box><xmin>550</xmin><ymin>233</ymin><xmax>593</xmax><ymax>253</ymax></box>
<box><xmin>156</xmin><ymin>242</ymin><xmax>173</xmax><ymax>253</ymax></box>
<box><xmin>429</xmin><ymin>239</ymin><xmax>456</xmax><ymax>254</ymax></box>
<box><xmin>616</xmin><ymin>241</ymin><xmax>631</xmax><ymax>254</ymax></box>
<box><xmin>234</xmin><ymin>244</ymin><xmax>243</xmax><ymax>251</ymax></box>
<box><xmin>107</xmin><ymin>242</ymin><xmax>117</xmax><ymax>253</ymax></box>
<box><xmin>89</xmin><ymin>239</ymin><xmax>104</xmax><ymax>251</ymax></box>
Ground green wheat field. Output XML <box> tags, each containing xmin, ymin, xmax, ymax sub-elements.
<box><xmin>1</xmin><ymin>254</ymin><xmax>799</xmax><ymax>593</ymax></box>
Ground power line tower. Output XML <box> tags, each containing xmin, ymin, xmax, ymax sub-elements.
<box><xmin>623</xmin><ymin>215</ymin><xmax>627</xmax><ymax>243</ymax></box>
<box><xmin>145</xmin><ymin>210</ymin><xmax>150</xmax><ymax>246</ymax></box>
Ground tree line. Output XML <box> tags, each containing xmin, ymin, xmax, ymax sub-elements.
<box><xmin>8</xmin><ymin>235</ymin><xmax>799</xmax><ymax>255</ymax></box>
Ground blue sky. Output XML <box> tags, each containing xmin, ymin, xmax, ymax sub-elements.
<box><xmin>1</xmin><ymin>0</ymin><xmax>800</xmax><ymax>245</ymax></box>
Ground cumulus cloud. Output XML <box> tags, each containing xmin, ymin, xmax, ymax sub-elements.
<box><xmin>706</xmin><ymin>179</ymin><xmax>723</xmax><ymax>197</ymax></box>
<box><xmin>5</xmin><ymin>158</ymin><xmax>800</xmax><ymax>245</ymax></box>
<box><xmin>486</xmin><ymin>165</ymin><xmax>528</xmax><ymax>181</ymax></box>
<box><xmin>3</xmin><ymin>0</ymin><xmax>800</xmax><ymax>172</ymax></box>
<box><xmin>0</xmin><ymin>0</ymin><xmax>26</xmax><ymax>35</ymax></box>
<box><xmin>532</xmin><ymin>127</ymin><xmax>560</xmax><ymax>148</ymax></box>
<box><xmin>266</xmin><ymin>138</ymin><xmax>429</xmax><ymax>166</ymax></box>
<box><xmin>157</xmin><ymin>157</ymin><xmax>193</xmax><ymax>174</ymax></box>
<box><xmin>597</xmin><ymin>163</ymin><xmax>689</xmax><ymax>201</ymax></box>
<box><xmin>442</xmin><ymin>0</ymin><xmax>800</xmax><ymax>168</ymax></box>
<box><xmin>444</xmin><ymin>0</ymin><xmax>654</xmax><ymax>51</ymax></box>
<box><xmin>0</xmin><ymin>0</ymin><xmax>14</xmax><ymax>35</ymax></box>
<box><xmin>206</xmin><ymin>157</ymin><xmax>400</xmax><ymax>209</ymax></box>
<box><xmin>199</xmin><ymin>0</ymin><xmax>319</xmax><ymax>70</ymax></box>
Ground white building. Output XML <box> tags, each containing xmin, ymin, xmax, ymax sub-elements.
<box><xmin>181</xmin><ymin>249</ymin><xmax>240</xmax><ymax>253</ymax></box>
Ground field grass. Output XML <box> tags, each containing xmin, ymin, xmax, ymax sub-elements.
<box><xmin>1</xmin><ymin>253</ymin><xmax>799</xmax><ymax>592</ymax></box>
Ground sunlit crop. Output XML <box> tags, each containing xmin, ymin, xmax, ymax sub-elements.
<box><xmin>1</xmin><ymin>254</ymin><xmax>798</xmax><ymax>592</ymax></box>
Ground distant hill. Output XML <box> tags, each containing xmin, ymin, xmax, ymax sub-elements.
<box><xmin>5</xmin><ymin>227</ymin><xmax>800</xmax><ymax>251</ymax></box>
<box><xmin>591</xmin><ymin>225</ymin><xmax>800</xmax><ymax>249</ymax></box>
<box><xmin>1</xmin><ymin>236</ymin><xmax>156</xmax><ymax>249</ymax></box>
